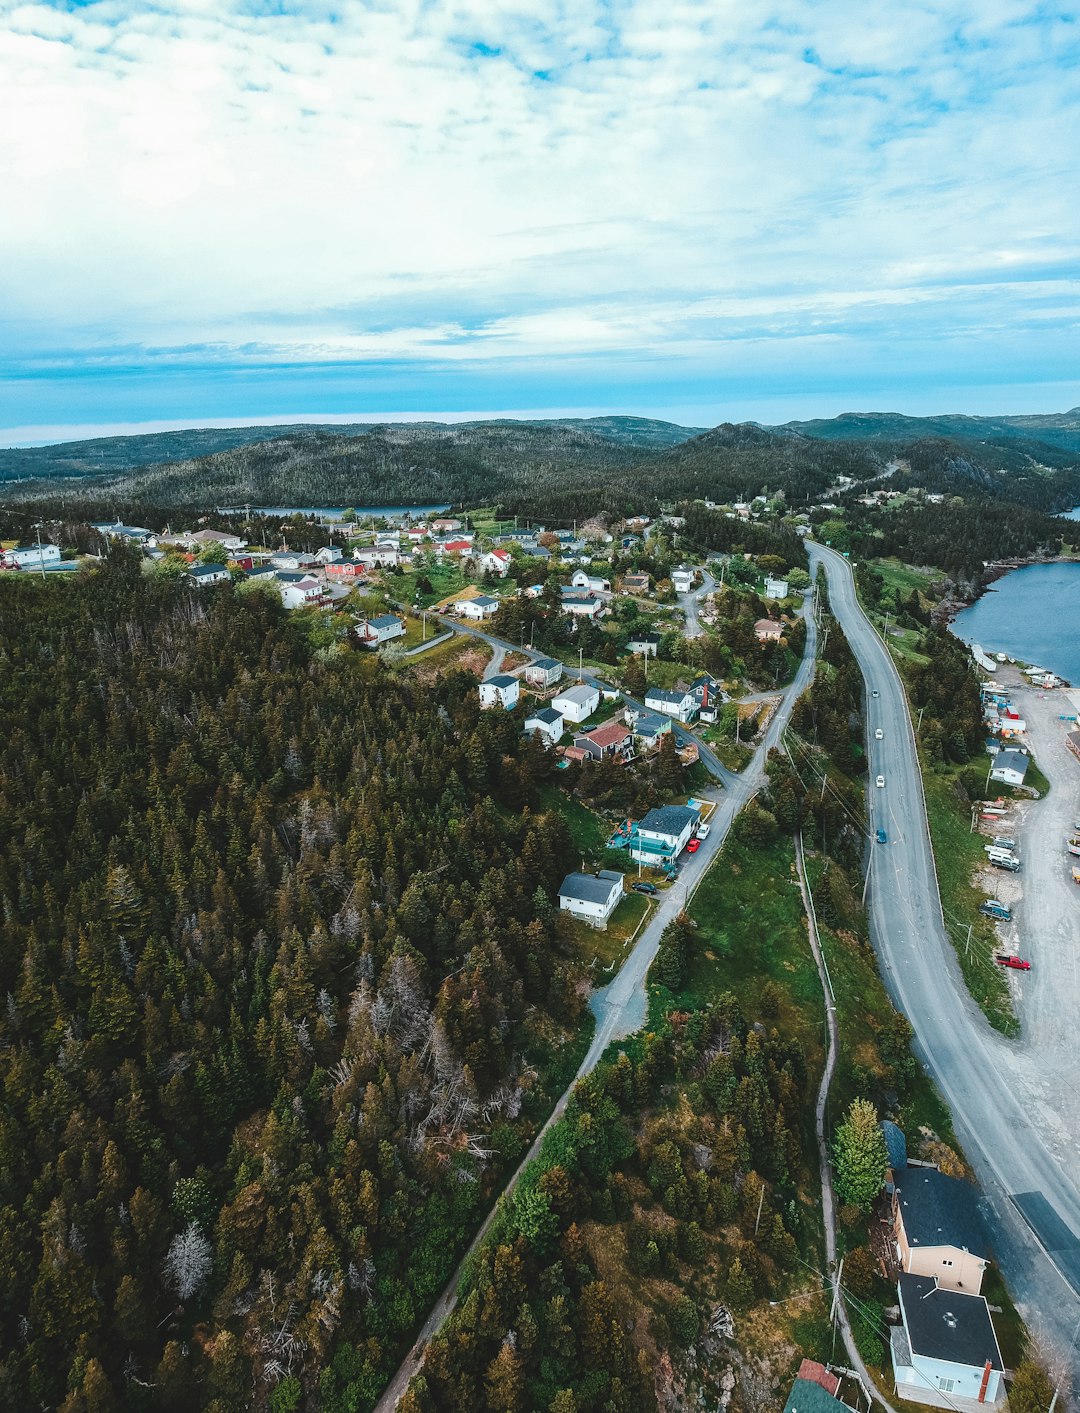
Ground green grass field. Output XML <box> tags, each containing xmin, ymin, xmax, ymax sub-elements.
<box><xmin>921</xmin><ymin>767</ymin><xmax>1017</xmax><ymax>1036</ymax></box>
<box><xmin>872</xmin><ymin>557</ymin><xmax>938</xmax><ymax>597</ymax></box>
<box><xmin>559</xmin><ymin>890</ymin><xmax>651</xmax><ymax>972</ymax></box>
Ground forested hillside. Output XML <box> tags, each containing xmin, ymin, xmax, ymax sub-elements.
<box><xmin>0</xmin><ymin>555</ymin><xmax>597</xmax><ymax>1411</ymax></box>
<box><xmin>6</xmin><ymin>415</ymin><xmax>1078</xmax><ymax>526</ymax></box>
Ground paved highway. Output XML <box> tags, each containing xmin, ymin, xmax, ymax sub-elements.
<box><xmin>809</xmin><ymin>542</ymin><xmax>1080</xmax><ymax>1380</ymax></box>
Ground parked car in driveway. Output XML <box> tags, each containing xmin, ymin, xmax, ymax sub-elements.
<box><xmin>875</xmin><ymin>775</ymin><xmax>885</xmax><ymax>788</ymax></box>
<box><xmin>995</xmin><ymin>954</ymin><xmax>1031</xmax><ymax>970</ymax></box>
<box><xmin>686</xmin><ymin>839</ymin><xmax>701</xmax><ymax>853</ymax></box>
<box><xmin>631</xmin><ymin>882</ymin><xmax>657</xmax><ymax>895</ymax></box>
<box><xmin>980</xmin><ymin>900</ymin><xmax>1011</xmax><ymax>920</ymax></box>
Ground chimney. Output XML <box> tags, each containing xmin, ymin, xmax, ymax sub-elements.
<box><xmin>978</xmin><ymin>1359</ymin><xmax>992</xmax><ymax>1403</ymax></box>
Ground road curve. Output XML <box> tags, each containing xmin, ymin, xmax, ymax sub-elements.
<box><xmin>374</xmin><ymin>591</ymin><xmax>818</xmax><ymax>1410</ymax></box>
<box><xmin>808</xmin><ymin>541</ymin><xmax>1080</xmax><ymax>1381</ymax></box>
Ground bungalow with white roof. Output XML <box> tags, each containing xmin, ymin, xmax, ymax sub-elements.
<box><xmin>551</xmin><ymin>683</ymin><xmax>600</xmax><ymax>724</ymax></box>
<box><xmin>560</xmin><ymin>591</ymin><xmax>605</xmax><ymax>619</ymax></box>
<box><xmin>191</xmin><ymin>529</ymin><xmax>247</xmax><ymax>552</ymax></box>
<box><xmin>478</xmin><ymin>675</ymin><xmax>520</xmax><ymax>710</ymax></box>
<box><xmin>5</xmin><ymin>543</ymin><xmax>62</xmax><ymax>569</ymax></box>
<box><xmin>456</xmin><ymin>595</ymin><xmax>500</xmax><ymax>620</ymax></box>
<box><xmin>571</xmin><ymin>570</ymin><xmax>610</xmax><ymax>594</ymax></box>
<box><xmin>765</xmin><ymin>575</ymin><xmax>789</xmax><ymax>599</ymax></box>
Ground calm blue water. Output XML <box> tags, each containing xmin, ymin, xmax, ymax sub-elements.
<box><xmin>951</xmin><ymin>561</ymin><xmax>1080</xmax><ymax>685</ymax></box>
<box><xmin>218</xmin><ymin>504</ymin><xmax>451</xmax><ymax>521</ymax></box>
<box><xmin>1059</xmin><ymin>505</ymin><xmax>1080</xmax><ymax>522</ymax></box>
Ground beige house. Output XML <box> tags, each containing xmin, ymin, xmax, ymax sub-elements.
<box><xmin>892</xmin><ymin>1169</ymin><xmax>989</xmax><ymax>1295</ymax></box>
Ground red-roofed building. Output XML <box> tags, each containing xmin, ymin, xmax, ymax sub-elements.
<box><xmin>796</xmin><ymin>1361</ymin><xmax>840</xmax><ymax>1398</ymax></box>
<box><xmin>574</xmin><ymin>721</ymin><xmax>633</xmax><ymax>761</ymax></box>
<box><xmin>438</xmin><ymin>539</ymin><xmax>474</xmax><ymax>557</ymax></box>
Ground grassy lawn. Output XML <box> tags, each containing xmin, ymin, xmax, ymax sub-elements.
<box><xmin>700</xmin><ymin>728</ymin><xmax>753</xmax><ymax>772</ymax></box>
<box><xmin>536</xmin><ymin>783</ymin><xmax>609</xmax><ymax>861</ymax></box>
<box><xmin>872</xmin><ymin>557</ymin><xmax>938</xmax><ymax>597</ymax></box>
<box><xmin>884</xmin><ymin>627</ymin><xmax>932</xmax><ymax>668</ymax></box>
<box><xmin>398</xmin><ymin>613</ymin><xmax>445</xmax><ymax>648</ymax></box>
<box><xmin>558</xmin><ymin>891</ymin><xmax>651</xmax><ymax>973</ymax></box>
<box><xmin>394</xmin><ymin>562</ymin><xmax>471</xmax><ymax>608</ymax></box>
<box><xmin>921</xmin><ymin>766</ymin><xmax>1017</xmax><ymax>1036</ymax></box>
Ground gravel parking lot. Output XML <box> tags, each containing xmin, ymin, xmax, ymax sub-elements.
<box><xmin>977</xmin><ymin>669</ymin><xmax>1080</xmax><ymax>1169</ymax></box>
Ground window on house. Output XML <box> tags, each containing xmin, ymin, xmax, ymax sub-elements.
<box><xmin>942</xmin><ymin>1258</ymin><xmax>954</xmax><ymax>1267</ymax></box>
<box><xmin>937</xmin><ymin>1379</ymin><xmax>955</xmax><ymax>1393</ymax></box>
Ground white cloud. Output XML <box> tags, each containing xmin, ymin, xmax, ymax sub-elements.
<box><xmin>0</xmin><ymin>0</ymin><xmax>1077</xmax><ymax>410</ymax></box>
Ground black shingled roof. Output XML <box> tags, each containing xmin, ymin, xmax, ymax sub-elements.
<box><xmin>894</xmin><ymin>1169</ymin><xmax>987</xmax><ymax>1257</ymax></box>
<box><xmin>899</xmin><ymin>1274</ymin><xmax>1002</xmax><ymax>1371</ymax></box>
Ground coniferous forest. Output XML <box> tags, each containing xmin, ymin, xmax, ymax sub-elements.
<box><xmin>0</xmin><ymin>553</ymin><xmax>595</xmax><ymax>1411</ymax></box>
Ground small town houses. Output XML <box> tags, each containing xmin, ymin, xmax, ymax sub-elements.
<box><xmin>478</xmin><ymin>675</ymin><xmax>520</xmax><ymax>710</ymax></box>
<box><xmin>187</xmin><ymin>563</ymin><xmax>230</xmax><ymax>587</ymax></box>
<box><xmin>557</xmin><ymin>870</ymin><xmax>624</xmax><ymax>928</ymax></box>
<box><xmin>644</xmin><ymin>685</ymin><xmax>697</xmax><ymax>724</ymax></box>
<box><xmin>3</xmin><ymin>542</ymin><xmax>62</xmax><ymax>569</ymax></box>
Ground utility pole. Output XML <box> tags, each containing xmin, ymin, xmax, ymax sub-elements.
<box><xmin>33</xmin><ymin>521</ymin><xmax>46</xmax><ymax>580</ymax></box>
<box><xmin>820</xmin><ymin>772</ymin><xmax>828</xmax><ymax>803</ymax></box>
<box><xmin>861</xmin><ymin>849</ymin><xmax>874</xmax><ymax>906</ymax></box>
<box><xmin>917</xmin><ymin>705</ymin><xmax>926</xmax><ymax>732</ymax></box>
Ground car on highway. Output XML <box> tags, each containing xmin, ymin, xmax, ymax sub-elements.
<box><xmin>995</xmin><ymin>954</ymin><xmax>1031</xmax><ymax>970</ymax></box>
<box><xmin>631</xmin><ymin>881</ymin><xmax>657</xmax><ymax>896</ymax></box>
<box><xmin>872</xmin><ymin>689</ymin><xmax>879</xmax><ymax>697</ymax></box>
<box><xmin>686</xmin><ymin>839</ymin><xmax>701</xmax><ymax>854</ymax></box>
<box><xmin>876</xmin><ymin>828</ymin><xmax>887</xmax><ymax>844</ymax></box>
<box><xmin>875</xmin><ymin>728</ymin><xmax>884</xmax><ymax>739</ymax></box>
<box><xmin>875</xmin><ymin>775</ymin><xmax>885</xmax><ymax>788</ymax></box>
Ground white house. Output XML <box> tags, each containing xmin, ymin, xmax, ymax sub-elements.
<box><xmin>625</xmin><ymin>708</ymin><xmax>672</xmax><ymax>752</ymax></box>
<box><xmin>672</xmin><ymin>566</ymin><xmax>695</xmax><ymax>594</ymax></box>
<box><xmin>552</xmin><ymin>683</ymin><xmax>600</xmax><ymax>724</ymax></box>
<box><xmin>627</xmin><ymin>630</ymin><xmax>661</xmax><ymax>657</ymax></box>
<box><xmin>631</xmin><ymin>805</ymin><xmax>698</xmax><ymax>863</ymax></box>
<box><xmin>187</xmin><ymin>563</ymin><xmax>230</xmax><ymax>587</ymax></box>
<box><xmin>765</xmin><ymin>575</ymin><xmax>789</xmax><ymax>599</ymax></box>
<box><xmin>479</xmin><ymin>675</ymin><xmax>520</xmax><ymax>710</ymax></box>
<box><xmin>571</xmin><ymin>570</ymin><xmax>610</xmax><ymax>594</ymax></box>
<box><xmin>524</xmin><ymin>706</ymin><xmax>564</xmax><ymax>744</ymax></box>
<box><xmin>561</xmin><ymin>592</ymin><xmax>605</xmax><ymax>619</ymax></box>
<box><xmin>456</xmin><ymin>595</ymin><xmax>500</xmax><ymax>620</ymax></box>
<box><xmin>92</xmin><ymin>521</ymin><xmax>152</xmax><ymax>543</ymax></box>
<box><xmin>353</xmin><ymin>545</ymin><xmax>400</xmax><ymax>568</ymax></box>
<box><xmin>277</xmin><ymin>573</ymin><xmax>324</xmax><ymax>610</ymax></box>
<box><xmin>480</xmin><ymin>549</ymin><xmax>512</xmax><ymax>577</ymax></box>
<box><xmin>891</xmin><ymin>1274</ymin><xmax>1005</xmax><ymax>1411</ymax></box>
<box><xmin>5</xmin><ymin>543</ymin><xmax>61</xmax><ymax>569</ymax></box>
<box><xmin>644</xmin><ymin>685</ymin><xmax>697</xmax><ymax>724</ymax></box>
<box><xmin>271</xmin><ymin>551</ymin><xmax>318</xmax><ymax>571</ymax></box>
<box><xmin>356</xmin><ymin>614</ymin><xmax>406</xmax><ymax>647</ymax></box>
<box><xmin>525</xmin><ymin>656</ymin><xmax>564</xmax><ymax>689</ymax></box>
<box><xmin>989</xmin><ymin>750</ymin><xmax>1029</xmax><ymax>787</ymax></box>
<box><xmin>558</xmin><ymin>871</ymin><xmax>624</xmax><ymax>928</ymax></box>
<box><xmin>191</xmin><ymin>529</ymin><xmax>246</xmax><ymax>552</ymax></box>
<box><xmin>314</xmin><ymin>545</ymin><xmax>345</xmax><ymax>564</ymax></box>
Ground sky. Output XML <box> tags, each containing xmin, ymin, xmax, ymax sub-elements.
<box><xmin>1</xmin><ymin>0</ymin><xmax>1078</xmax><ymax>444</ymax></box>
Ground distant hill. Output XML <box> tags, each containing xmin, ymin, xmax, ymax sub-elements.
<box><xmin>1</xmin><ymin>410</ymin><xmax>1077</xmax><ymax>521</ymax></box>
<box><xmin>0</xmin><ymin>415</ymin><xmax>703</xmax><ymax>490</ymax></box>
<box><xmin>775</xmin><ymin>408</ymin><xmax>1080</xmax><ymax>459</ymax></box>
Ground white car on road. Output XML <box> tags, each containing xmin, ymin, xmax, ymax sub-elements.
<box><xmin>875</xmin><ymin>728</ymin><xmax>884</xmax><ymax>739</ymax></box>
<box><xmin>876</xmin><ymin>774</ymin><xmax>885</xmax><ymax>788</ymax></box>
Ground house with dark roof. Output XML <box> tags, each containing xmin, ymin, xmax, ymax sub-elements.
<box><xmin>525</xmin><ymin>656</ymin><xmax>564</xmax><ymax>689</ymax></box>
<box><xmin>187</xmin><ymin>563</ymin><xmax>230</xmax><ymax>587</ymax></box>
<box><xmin>623</xmin><ymin>706</ymin><xmax>672</xmax><ymax>752</ymax></box>
<box><xmin>892</xmin><ymin>1168</ymin><xmax>989</xmax><ymax>1294</ymax></box>
<box><xmin>891</xmin><ymin>1274</ymin><xmax>1005</xmax><ymax>1410</ymax></box>
<box><xmin>574</xmin><ymin>720</ymin><xmax>632</xmax><ymax>761</ymax></box>
<box><xmin>644</xmin><ymin>685</ymin><xmax>697</xmax><ymax>724</ymax></box>
<box><xmin>627</xmin><ymin>629</ymin><xmax>661</xmax><ymax>656</ymax></box>
<box><xmin>881</xmin><ymin>1120</ymin><xmax>907</xmax><ymax>1192</ymax></box>
<box><xmin>524</xmin><ymin>706</ymin><xmax>564</xmax><ymax>745</ymax></box>
<box><xmin>478</xmin><ymin>674</ymin><xmax>520</xmax><ymax>710</ymax></box>
<box><xmin>989</xmin><ymin>749</ymin><xmax>1029</xmax><ymax>787</ymax></box>
<box><xmin>783</xmin><ymin>1363</ymin><xmax>852</xmax><ymax>1413</ymax></box>
<box><xmin>690</xmin><ymin>673</ymin><xmax>725</xmax><ymax>723</ymax></box>
<box><xmin>558</xmin><ymin>870</ymin><xmax>624</xmax><ymax>927</ymax></box>
<box><xmin>632</xmin><ymin>805</ymin><xmax>698</xmax><ymax>863</ymax></box>
<box><xmin>356</xmin><ymin>614</ymin><xmax>405</xmax><ymax>647</ymax></box>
